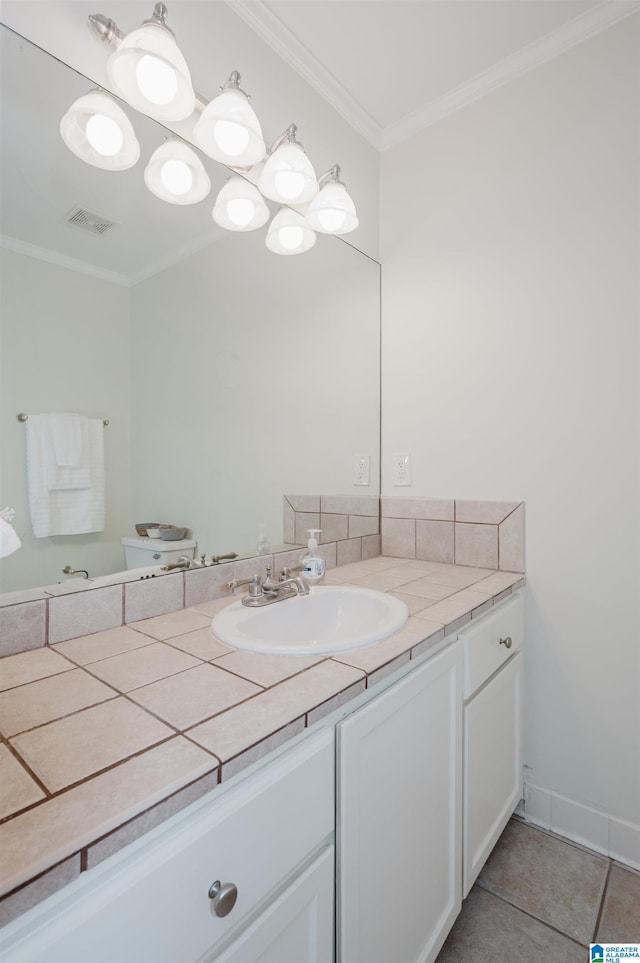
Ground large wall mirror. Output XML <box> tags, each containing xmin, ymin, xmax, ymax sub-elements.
<box><xmin>0</xmin><ymin>24</ymin><xmax>381</xmax><ymax>596</ymax></box>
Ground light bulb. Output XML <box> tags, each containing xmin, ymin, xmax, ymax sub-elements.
<box><xmin>265</xmin><ymin>206</ymin><xmax>316</xmax><ymax>255</ymax></box>
<box><xmin>214</xmin><ymin>120</ymin><xmax>250</xmax><ymax>158</ymax></box>
<box><xmin>273</xmin><ymin>170</ymin><xmax>305</xmax><ymax>201</ymax></box>
<box><xmin>279</xmin><ymin>225</ymin><xmax>304</xmax><ymax>251</ymax></box>
<box><xmin>317</xmin><ymin>209</ymin><xmax>347</xmax><ymax>233</ymax></box>
<box><xmin>160</xmin><ymin>158</ymin><xmax>193</xmax><ymax>196</ymax></box>
<box><xmin>306</xmin><ymin>175</ymin><xmax>359</xmax><ymax>234</ymax></box>
<box><xmin>85</xmin><ymin>113</ymin><xmax>123</xmax><ymax>156</ymax></box>
<box><xmin>135</xmin><ymin>54</ymin><xmax>178</xmax><ymax>106</ymax></box>
<box><xmin>60</xmin><ymin>90</ymin><xmax>140</xmax><ymax>170</ymax></box>
<box><xmin>226</xmin><ymin>198</ymin><xmax>254</xmax><ymax>227</ymax></box>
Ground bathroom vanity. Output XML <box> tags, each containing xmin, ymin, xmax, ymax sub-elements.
<box><xmin>0</xmin><ymin>562</ymin><xmax>524</xmax><ymax>963</ymax></box>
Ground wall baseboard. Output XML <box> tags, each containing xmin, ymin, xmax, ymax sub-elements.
<box><xmin>518</xmin><ymin>781</ymin><xmax>640</xmax><ymax>872</ymax></box>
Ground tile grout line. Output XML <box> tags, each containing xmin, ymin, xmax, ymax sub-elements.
<box><xmin>473</xmin><ymin>879</ymin><xmax>595</xmax><ymax>950</ymax></box>
<box><xmin>590</xmin><ymin>858</ymin><xmax>613</xmax><ymax>943</ymax></box>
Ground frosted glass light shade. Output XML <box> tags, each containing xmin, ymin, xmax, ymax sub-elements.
<box><xmin>107</xmin><ymin>23</ymin><xmax>195</xmax><ymax>121</ymax></box>
<box><xmin>306</xmin><ymin>181</ymin><xmax>359</xmax><ymax>234</ymax></box>
<box><xmin>265</xmin><ymin>207</ymin><xmax>316</xmax><ymax>256</ymax></box>
<box><xmin>259</xmin><ymin>142</ymin><xmax>318</xmax><ymax>204</ymax></box>
<box><xmin>144</xmin><ymin>140</ymin><xmax>210</xmax><ymax>205</ymax></box>
<box><xmin>194</xmin><ymin>89</ymin><xmax>265</xmax><ymax>167</ymax></box>
<box><xmin>213</xmin><ymin>176</ymin><xmax>270</xmax><ymax>232</ymax></box>
<box><xmin>60</xmin><ymin>91</ymin><xmax>140</xmax><ymax>170</ymax></box>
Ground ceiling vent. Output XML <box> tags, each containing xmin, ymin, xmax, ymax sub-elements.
<box><xmin>62</xmin><ymin>206</ymin><xmax>117</xmax><ymax>237</ymax></box>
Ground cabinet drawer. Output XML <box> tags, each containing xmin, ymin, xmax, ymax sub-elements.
<box><xmin>1</xmin><ymin>729</ymin><xmax>334</xmax><ymax>963</ymax></box>
<box><xmin>459</xmin><ymin>594</ymin><xmax>524</xmax><ymax>699</ymax></box>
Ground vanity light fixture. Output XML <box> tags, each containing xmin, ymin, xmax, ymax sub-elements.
<box><xmin>193</xmin><ymin>72</ymin><xmax>266</xmax><ymax>169</ymax></box>
<box><xmin>144</xmin><ymin>139</ymin><xmax>210</xmax><ymax>204</ymax></box>
<box><xmin>64</xmin><ymin>3</ymin><xmax>359</xmax><ymax>252</ymax></box>
<box><xmin>265</xmin><ymin>207</ymin><xmax>316</xmax><ymax>256</ymax></box>
<box><xmin>259</xmin><ymin>125</ymin><xmax>318</xmax><ymax>205</ymax></box>
<box><xmin>105</xmin><ymin>2</ymin><xmax>195</xmax><ymax>122</ymax></box>
<box><xmin>212</xmin><ymin>175</ymin><xmax>270</xmax><ymax>231</ymax></box>
<box><xmin>306</xmin><ymin>165</ymin><xmax>359</xmax><ymax>235</ymax></box>
<box><xmin>59</xmin><ymin>90</ymin><xmax>140</xmax><ymax>170</ymax></box>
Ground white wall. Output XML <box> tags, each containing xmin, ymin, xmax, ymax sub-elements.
<box><xmin>380</xmin><ymin>17</ymin><xmax>640</xmax><ymax>825</ymax></box>
<box><xmin>0</xmin><ymin>0</ymin><xmax>379</xmax><ymax>261</ymax></box>
<box><xmin>0</xmin><ymin>249</ymin><xmax>131</xmax><ymax>591</ymax></box>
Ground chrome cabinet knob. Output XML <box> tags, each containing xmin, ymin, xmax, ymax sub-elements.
<box><xmin>499</xmin><ymin>636</ymin><xmax>513</xmax><ymax>649</ymax></box>
<box><xmin>208</xmin><ymin>880</ymin><xmax>238</xmax><ymax>917</ymax></box>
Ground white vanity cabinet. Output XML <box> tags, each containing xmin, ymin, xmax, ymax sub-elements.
<box><xmin>459</xmin><ymin>594</ymin><xmax>524</xmax><ymax>896</ymax></box>
<box><xmin>336</xmin><ymin>642</ymin><xmax>463</xmax><ymax>963</ymax></box>
<box><xmin>0</xmin><ymin>730</ymin><xmax>335</xmax><ymax>963</ymax></box>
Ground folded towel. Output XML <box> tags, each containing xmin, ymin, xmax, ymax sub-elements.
<box><xmin>26</xmin><ymin>416</ymin><xmax>105</xmax><ymax>538</ymax></box>
<box><xmin>47</xmin><ymin>415</ymin><xmax>91</xmax><ymax>490</ymax></box>
<box><xmin>49</xmin><ymin>412</ymin><xmax>84</xmax><ymax>467</ymax></box>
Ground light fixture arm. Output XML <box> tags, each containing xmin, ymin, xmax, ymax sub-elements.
<box><xmin>220</xmin><ymin>70</ymin><xmax>251</xmax><ymax>100</ymax></box>
<box><xmin>318</xmin><ymin>164</ymin><xmax>344</xmax><ymax>189</ymax></box>
<box><xmin>142</xmin><ymin>2</ymin><xmax>175</xmax><ymax>37</ymax></box>
<box><xmin>88</xmin><ymin>13</ymin><xmax>125</xmax><ymax>45</ymax></box>
<box><xmin>89</xmin><ymin>3</ymin><xmax>174</xmax><ymax>42</ymax></box>
<box><xmin>268</xmin><ymin>124</ymin><xmax>304</xmax><ymax>156</ymax></box>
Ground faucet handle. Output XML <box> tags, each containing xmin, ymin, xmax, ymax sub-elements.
<box><xmin>226</xmin><ymin>574</ymin><xmax>263</xmax><ymax>596</ymax></box>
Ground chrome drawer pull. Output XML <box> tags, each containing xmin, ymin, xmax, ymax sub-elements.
<box><xmin>208</xmin><ymin>880</ymin><xmax>238</xmax><ymax>917</ymax></box>
<box><xmin>499</xmin><ymin>636</ymin><xmax>513</xmax><ymax>649</ymax></box>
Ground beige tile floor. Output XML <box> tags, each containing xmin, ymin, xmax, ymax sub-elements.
<box><xmin>437</xmin><ymin>817</ymin><xmax>640</xmax><ymax>962</ymax></box>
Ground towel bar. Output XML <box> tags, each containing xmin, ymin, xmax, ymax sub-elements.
<box><xmin>17</xmin><ymin>412</ymin><xmax>109</xmax><ymax>426</ymax></box>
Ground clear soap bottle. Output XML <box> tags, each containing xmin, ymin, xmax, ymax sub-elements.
<box><xmin>300</xmin><ymin>529</ymin><xmax>325</xmax><ymax>582</ymax></box>
<box><xmin>256</xmin><ymin>524</ymin><xmax>271</xmax><ymax>556</ymax></box>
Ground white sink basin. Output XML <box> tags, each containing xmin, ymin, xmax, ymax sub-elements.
<box><xmin>211</xmin><ymin>585</ymin><xmax>409</xmax><ymax>656</ymax></box>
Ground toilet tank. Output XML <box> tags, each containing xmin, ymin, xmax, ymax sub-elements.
<box><xmin>121</xmin><ymin>536</ymin><xmax>197</xmax><ymax>570</ymax></box>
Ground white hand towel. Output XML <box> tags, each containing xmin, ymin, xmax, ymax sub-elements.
<box><xmin>46</xmin><ymin>413</ymin><xmax>91</xmax><ymax>490</ymax></box>
<box><xmin>26</xmin><ymin>416</ymin><xmax>105</xmax><ymax>538</ymax></box>
<box><xmin>49</xmin><ymin>412</ymin><xmax>84</xmax><ymax>466</ymax></box>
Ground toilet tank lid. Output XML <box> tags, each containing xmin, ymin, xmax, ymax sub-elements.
<box><xmin>121</xmin><ymin>535</ymin><xmax>197</xmax><ymax>550</ymax></box>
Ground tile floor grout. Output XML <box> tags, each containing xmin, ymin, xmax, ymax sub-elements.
<box><xmin>437</xmin><ymin>816</ymin><xmax>640</xmax><ymax>961</ymax></box>
<box><xmin>474</xmin><ymin>877</ymin><xmax>590</xmax><ymax>951</ymax></box>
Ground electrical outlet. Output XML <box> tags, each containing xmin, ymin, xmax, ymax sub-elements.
<box><xmin>354</xmin><ymin>454</ymin><xmax>370</xmax><ymax>486</ymax></box>
<box><xmin>392</xmin><ymin>452</ymin><xmax>412</xmax><ymax>486</ymax></box>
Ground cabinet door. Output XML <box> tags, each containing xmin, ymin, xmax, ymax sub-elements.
<box><xmin>463</xmin><ymin>651</ymin><xmax>523</xmax><ymax>896</ymax></box>
<box><xmin>337</xmin><ymin>643</ymin><xmax>462</xmax><ymax>963</ymax></box>
<box><xmin>210</xmin><ymin>847</ymin><xmax>334</xmax><ymax>963</ymax></box>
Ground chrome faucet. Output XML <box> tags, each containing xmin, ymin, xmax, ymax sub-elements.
<box><xmin>162</xmin><ymin>552</ymin><xmax>238</xmax><ymax>572</ymax></box>
<box><xmin>161</xmin><ymin>556</ymin><xmax>193</xmax><ymax>571</ymax></box>
<box><xmin>226</xmin><ymin>566</ymin><xmax>309</xmax><ymax>607</ymax></box>
<box><xmin>263</xmin><ymin>565</ymin><xmax>310</xmax><ymax>597</ymax></box>
<box><xmin>62</xmin><ymin>565</ymin><xmax>89</xmax><ymax>579</ymax></box>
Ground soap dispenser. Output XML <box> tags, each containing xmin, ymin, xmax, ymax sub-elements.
<box><xmin>300</xmin><ymin>529</ymin><xmax>325</xmax><ymax>582</ymax></box>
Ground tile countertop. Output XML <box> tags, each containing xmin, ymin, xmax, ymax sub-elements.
<box><xmin>0</xmin><ymin>556</ymin><xmax>524</xmax><ymax>923</ymax></box>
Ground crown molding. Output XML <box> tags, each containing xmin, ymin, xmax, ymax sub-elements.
<box><xmin>128</xmin><ymin>228</ymin><xmax>227</xmax><ymax>286</ymax></box>
<box><xmin>224</xmin><ymin>0</ymin><xmax>384</xmax><ymax>149</ymax></box>
<box><xmin>224</xmin><ymin>0</ymin><xmax>639</xmax><ymax>153</ymax></box>
<box><xmin>0</xmin><ymin>235</ymin><xmax>130</xmax><ymax>286</ymax></box>
<box><xmin>381</xmin><ymin>0</ymin><xmax>640</xmax><ymax>150</ymax></box>
<box><xmin>1</xmin><ymin>229</ymin><xmax>230</xmax><ymax>288</ymax></box>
